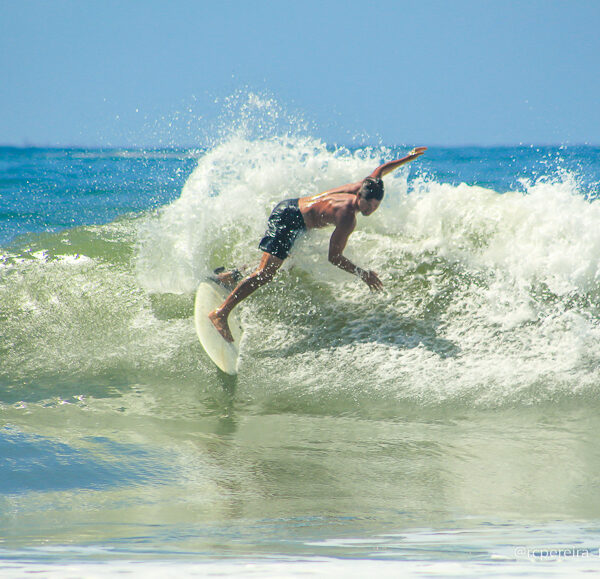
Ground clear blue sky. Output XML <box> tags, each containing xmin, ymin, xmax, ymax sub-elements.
<box><xmin>2</xmin><ymin>0</ymin><xmax>599</xmax><ymax>147</ymax></box>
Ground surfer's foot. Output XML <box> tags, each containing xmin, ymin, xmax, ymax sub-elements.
<box><xmin>211</xmin><ymin>267</ymin><xmax>245</xmax><ymax>291</ymax></box>
<box><xmin>208</xmin><ymin>309</ymin><xmax>234</xmax><ymax>343</ymax></box>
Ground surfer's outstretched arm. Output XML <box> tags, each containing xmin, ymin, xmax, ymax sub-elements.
<box><xmin>369</xmin><ymin>147</ymin><xmax>427</xmax><ymax>179</ymax></box>
<box><xmin>312</xmin><ymin>147</ymin><xmax>426</xmax><ymax>198</ymax></box>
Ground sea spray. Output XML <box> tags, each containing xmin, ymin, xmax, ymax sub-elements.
<box><xmin>135</xmin><ymin>134</ymin><xmax>392</xmax><ymax>293</ymax></box>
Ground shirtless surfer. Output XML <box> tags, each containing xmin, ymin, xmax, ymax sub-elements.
<box><xmin>209</xmin><ymin>147</ymin><xmax>427</xmax><ymax>342</ymax></box>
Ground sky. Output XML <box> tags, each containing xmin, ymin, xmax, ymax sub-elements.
<box><xmin>1</xmin><ymin>0</ymin><xmax>599</xmax><ymax>147</ymax></box>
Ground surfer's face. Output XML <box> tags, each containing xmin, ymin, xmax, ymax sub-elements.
<box><xmin>358</xmin><ymin>197</ymin><xmax>380</xmax><ymax>216</ymax></box>
<box><xmin>357</xmin><ymin>178</ymin><xmax>383</xmax><ymax>215</ymax></box>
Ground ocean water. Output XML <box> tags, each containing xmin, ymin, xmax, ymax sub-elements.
<box><xmin>1</xmin><ymin>130</ymin><xmax>600</xmax><ymax>577</ymax></box>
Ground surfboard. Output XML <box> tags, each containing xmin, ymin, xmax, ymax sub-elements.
<box><xmin>194</xmin><ymin>280</ymin><xmax>242</xmax><ymax>375</ymax></box>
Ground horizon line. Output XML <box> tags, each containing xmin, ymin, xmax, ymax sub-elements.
<box><xmin>1</xmin><ymin>142</ymin><xmax>598</xmax><ymax>150</ymax></box>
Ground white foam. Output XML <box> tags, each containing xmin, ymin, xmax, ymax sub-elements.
<box><xmin>401</xmin><ymin>173</ymin><xmax>600</xmax><ymax>296</ymax></box>
<box><xmin>133</xmin><ymin>131</ymin><xmax>600</xmax><ymax>407</ymax></box>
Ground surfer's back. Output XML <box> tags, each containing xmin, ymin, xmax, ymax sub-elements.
<box><xmin>298</xmin><ymin>192</ymin><xmax>357</xmax><ymax>229</ymax></box>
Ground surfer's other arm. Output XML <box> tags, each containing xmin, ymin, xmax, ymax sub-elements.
<box><xmin>328</xmin><ymin>212</ymin><xmax>383</xmax><ymax>291</ymax></box>
<box><xmin>369</xmin><ymin>147</ymin><xmax>427</xmax><ymax>179</ymax></box>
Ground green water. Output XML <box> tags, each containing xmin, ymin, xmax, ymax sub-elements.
<box><xmin>4</xmin><ymin>388</ymin><xmax>600</xmax><ymax>562</ymax></box>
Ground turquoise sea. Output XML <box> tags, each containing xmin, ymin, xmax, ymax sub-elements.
<box><xmin>2</xmin><ymin>127</ymin><xmax>600</xmax><ymax>577</ymax></box>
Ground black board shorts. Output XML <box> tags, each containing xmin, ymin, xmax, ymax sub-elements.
<box><xmin>258</xmin><ymin>198</ymin><xmax>306</xmax><ymax>260</ymax></box>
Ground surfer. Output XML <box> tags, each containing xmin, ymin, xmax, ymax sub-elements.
<box><xmin>209</xmin><ymin>147</ymin><xmax>427</xmax><ymax>342</ymax></box>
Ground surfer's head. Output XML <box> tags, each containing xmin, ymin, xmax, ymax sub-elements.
<box><xmin>359</xmin><ymin>177</ymin><xmax>384</xmax><ymax>201</ymax></box>
<box><xmin>357</xmin><ymin>177</ymin><xmax>383</xmax><ymax>216</ymax></box>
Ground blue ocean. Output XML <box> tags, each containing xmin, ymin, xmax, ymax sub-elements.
<box><xmin>2</xmin><ymin>110</ymin><xmax>600</xmax><ymax>576</ymax></box>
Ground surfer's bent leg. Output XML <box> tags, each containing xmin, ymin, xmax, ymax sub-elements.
<box><xmin>209</xmin><ymin>197</ymin><xmax>304</xmax><ymax>342</ymax></box>
<box><xmin>209</xmin><ymin>252</ymin><xmax>283</xmax><ymax>342</ymax></box>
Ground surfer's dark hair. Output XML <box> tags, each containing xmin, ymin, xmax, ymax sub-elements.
<box><xmin>359</xmin><ymin>177</ymin><xmax>384</xmax><ymax>201</ymax></box>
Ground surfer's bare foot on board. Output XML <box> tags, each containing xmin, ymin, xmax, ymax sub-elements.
<box><xmin>208</xmin><ymin>309</ymin><xmax>234</xmax><ymax>342</ymax></box>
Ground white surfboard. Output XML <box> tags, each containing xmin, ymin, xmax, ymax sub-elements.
<box><xmin>194</xmin><ymin>280</ymin><xmax>242</xmax><ymax>375</ymax></box>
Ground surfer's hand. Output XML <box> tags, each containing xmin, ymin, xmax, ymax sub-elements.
<box><xmin>408</xmin><ymin>147</ymin><xmax>427</xmax><ymax>158</ymax></box>
<box><xmin>361</xmin><ymin>269</ymin><xmax>383</xmax><ymax>291</ymax></box>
